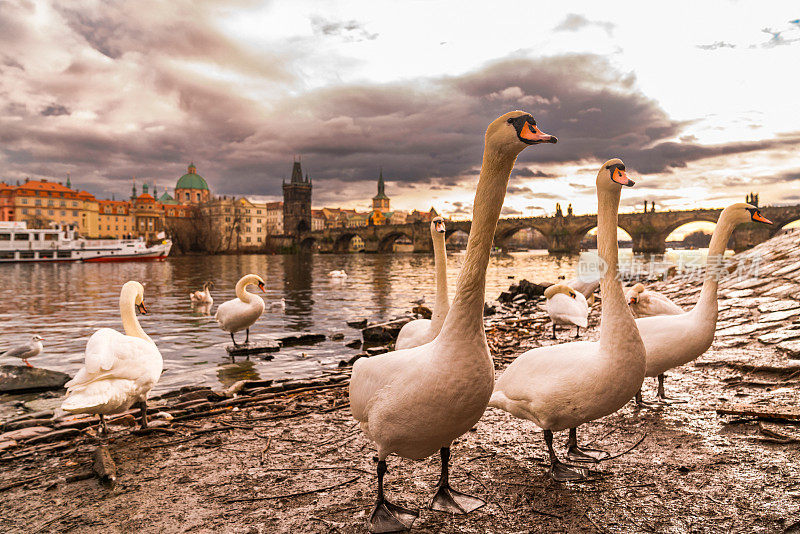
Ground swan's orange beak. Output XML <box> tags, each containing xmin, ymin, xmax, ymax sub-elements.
<box><xmin>257</xmin><ymin>281</ymin><xmax>266</xmax><ymax>292</ymax></box>
<box><xmin>751</xmin><ymin>211</ymin><xmax>772</xmax><ymax>225</ymax></box>
<box><xmin>628</xmin><ymin>297</ymin><xmax>637</xmax><ymax>305</ymax></box>
<box><xmin>519</xmin><ymin>121</ymin><xmax>558</xmax><ymax>145</ymax></box>
<box><xmin>136</xmin><ymin>302</ymin><xmax>148</xmax><ymax>315</ymax></box>
<box><xmin>612</xmin><ymin>168</ymin><xmax>635</xmax><ymax>187</ymax></box>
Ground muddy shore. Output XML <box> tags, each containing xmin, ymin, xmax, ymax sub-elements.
<box><xmin>1</xmin><ymin>230</ymin><xmax>799</xmax><ymax>533</ymax></box>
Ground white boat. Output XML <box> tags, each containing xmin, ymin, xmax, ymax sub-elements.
<box><xmin>0</xmin><ymin>222</ymin><xmax>172</xmax><ymax>263</ymax></box>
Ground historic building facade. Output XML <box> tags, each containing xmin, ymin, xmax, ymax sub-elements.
<box><xmin>282</xmin><ymin>160</ymin><xmax>312</xmax><ymax>236</ymax></box>
<box><xmin>175</xmin><ymin>163</ymin><xmax>210</xmax><ymax>204</ymax></box>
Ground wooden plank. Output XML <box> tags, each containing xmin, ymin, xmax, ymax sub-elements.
<box><xmin>715</xmin><ymin>404</ymin><xmax>800</xmax><ymax>421</ymax></box>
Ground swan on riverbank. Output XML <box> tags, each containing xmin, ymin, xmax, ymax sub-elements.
<box><xmin>625</xmin><ymin>283</ymin><xmax>682</xmax><ymax>317</ymax></box>
<box><xmin>1</xmin><ymin>335</ymin><xmax>43</xmax><ymax>367</ymax></box>
<box><xmin>61</xmin><ymin>281</ymin><xmax>162</xmax><ymax>435</ymax></box>
<box><xmin>350</xmin><ymin>111</ymin><xmax>557</xmax><ymax>531</ymax></box>
<box><xmin>634</xmin><ymin>204</ymin><xmax>773</xmax><ymax>404</ymax></box>
<box><xmin>215</xmin><ymin>274</ymin><xmax>266</xmax><ymax>347</ymax></box>
<box><xmin>544</xmin><ymin>284</ymin><xmax>589</xmax><ymax>339</ymax></box>
<box><xmin>395</xmin><ymin>217</ymin><xmax>449</xmax><ymax>350</ymax></box>
<box><xmin>490</xmin><ymin>159</ymin><xmax>645</xmax><ymax>481</ymax></box>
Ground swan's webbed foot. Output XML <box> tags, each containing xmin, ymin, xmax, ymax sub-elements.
<box><xmin>549</xmin><ymin>459</ymin><xmax>589</xmax><ymax>482</ymax></box>
<box><xmin>574</xmin><ymin>326</ymin><xmax>580</xmax><ymax>339</ymax></box>
<box><xmin>430</xmin><ymin>483</ymin><xmax>485</xmax><ymax>514</ymax></box>
<box><xmin>656</xmin><ymin>374</ymin><xmax>687</xmax><ymax>404</ymax></box>
<box><xmin>567</xmin><ymin>444</ymin><xmax>609</xmax><ymax>463</ymax></box>
<box><xmin>369</xmin><ymin>499</ymin><xmax>417</xmax><ymax>533</ymax></box>
<box><xmin>634</xmin><ymin>389</ymin><xmax>660</xmax><ymax>408</ymax></box>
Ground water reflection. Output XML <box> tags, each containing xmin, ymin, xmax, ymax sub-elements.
<box><xmin>0</xmin><ymin>250</ymin><xmax>710</xmax><ymax>394</ymax></box>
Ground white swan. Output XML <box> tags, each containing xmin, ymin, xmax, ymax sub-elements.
<box><xmin>625</xmin><ymin>283</ymin><xmax>682</xmax><ymax>317</ymax></box>
<box><xmin>544</xmin><ymin>284</ymin><xmax>589</xmax><ymax>339</ymax></box>
<box><xmin>61</xmin><ymin>281</ymin><xmax>162</xmax><ymax>434</ymax></box>
<box><xmin>490</xmin><ymin>159</ymin><xmax>645</xmax><ymax>481</ymax></box>
<box><xmin>2</xmin><ymin>335</ymin><xmax>43</xmax><ymax>367</ymax></box>
<box><xmin>349</xmin><ymin>111</ymin><xmax>557</xmax><ymax>532</ymax></box>
<box><xmin>395</xmin><ymin>217</ymin><xmax>449</xmax><ymax>350</ymax></box>
<box><xmin>328</xmin><ymin>270</ymin><xmax>347</xmax><ymax>279</ymax></box>
<box><xmin>269</xmin><ymin>297</ymin><xmax>286</xmax><ymax>312</ymax></box>
<box><xmin>634</xmin><ymin>203</ymin><xmax>773</xmax><ymax>404</ymax></box>
<box><xmin>564</xmin><ymin>275</ymin><xmax>601</xmax><ymax>303</ymax></box>
<box><xmin>190</xmin><ymin>281</ymin><xmax>214</xmax><ymax>306</ymax></box>
<box><xmin>215</xmin><ymin>274</ymin><xmax>266</xmax><ymax>347</ymax></box>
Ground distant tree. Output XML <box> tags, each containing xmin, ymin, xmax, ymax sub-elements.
<box><xmin>682</xmin><ymin>230</ymin><xmax>712</xmax><ymax>248</ymax></box>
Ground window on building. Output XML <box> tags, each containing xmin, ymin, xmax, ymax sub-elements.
<box><xmin>48</xmin><ymin>210</ymin><xmax>54</xmax><ymax>215</ymax></box>
<box><xmin>22</xmin><ymin>208</ymin><xmax>28</xmax><ymax>214</ymax></box>
<box><xmin>35</xmin><ymin>199</ymin><xmax>41</xmax><ymax>206</ymax></box>
<box><xmin>61</xmin><ymin>211</ymin><xmax>65</xmax><ymax>216</ymax></box>
<box><xmin>185</xmin><ymin>192</ymin><xmax>190</xmax><ymax>200</ymax></box>
<box><xmin>72</xmin><ymin>211</ymin><xmax>78</xmax><ymax>216</ymax></box>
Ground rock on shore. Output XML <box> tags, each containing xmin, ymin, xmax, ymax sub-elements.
<box><xmin>0</xmin><ymin>365</ymin><xmax>70</xmax><ymax>393</ymax></box>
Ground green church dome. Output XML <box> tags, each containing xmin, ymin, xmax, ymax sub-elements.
<box><xmin>176</xmin><ymin>162</ymin><xmax>209</xmax><ymax>190</ymax></box>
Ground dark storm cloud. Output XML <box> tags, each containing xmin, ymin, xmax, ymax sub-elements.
<box><xmin>501</xmin><ymin>206</ymin><xmax>522</xmax><ymax>216</ymax></box>
<box><xmin>554</xmin><ymin>14</ymin><xmax>615</xmax><ymax>35</ymax></box>
<box><xmin>2</xmin><ymin>3</ymin><xmax>800</xmax><ymax>205</ymax></box>
<box><xmin>310</xmin><ymin>16</ymin><xmax>378</xmax><ymax>41</ymax></box>
<box><xmin>40</xmin><ymin>104</ymin><xmax>70</xmax><ymax>116</ymax></box>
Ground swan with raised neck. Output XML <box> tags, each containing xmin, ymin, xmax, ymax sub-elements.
<box><xmin>395</xmin><ymin>217</ymin><xmax>450</xmax><ymax>350</ymax></box>
<box><xmin>490</xmin><ymin>158</ymin><xmax>645</xmax><ymax>481</ymax></box>
<box><xmin>349</xmin><ymin>111</ymin><xmax>557</xmax><ymax>531</ymax></box>
<box><xmin>634</xmin><ymin>202</ymin><xmax>773</xmax><ymax>403</ymax></box>
<box><xmin>62</xmin><ymin>281</ymin><xmax>163</xmax><ymax>433</ymax></box>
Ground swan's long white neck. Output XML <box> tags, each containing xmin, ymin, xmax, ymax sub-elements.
<box><xmin>235</xmin><ymin>277</ymin><xmax>254</xmax><ymax>303</ymax></box>
<box><xmin>439</xmin><ymin>145</ymin><xmax>516</xmax><ymax>341</ymax></box>
<box><xmin>692</xmin><ymin>213</ymin><xmax>735</xmax><ymax>317</ymax></box>
<box><xmin>597</xmin><ymin>185</ymin><xmax>638</xmax><ymax>351</ymax></box>
<box><xmin>430</xmin><ymin>228</ymin><xmax>449</xmax><ymax>332</ymax></box>
<box><xmin>120</xmin><ymin>288</ymin><xmax>153</xmax><ymax>345</ymax></box>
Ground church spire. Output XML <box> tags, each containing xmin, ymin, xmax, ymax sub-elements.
<box><xmin>131</xmin><ymin>178</ymin><xmax>137</xmax><ymax>199</ymax></box>
<box><xmin>377</xmin><ymin>168</ymin><xmax>385</xmax><ymax>197</ymax></box>
<box><xmin>291</xmin><ymin>159</ymin><xmax>303</xmax><ymax>183</ymax></box>
<box><xmin>66</xmin><ymin>172</ymin><xmax>71</xmax><ymax>190</ymax></box>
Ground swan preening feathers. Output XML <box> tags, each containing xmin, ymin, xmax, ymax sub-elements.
<box><xmin>215</xmin><ymin>274</ymin><xmax>266</xmax><ymax>347</ymax></box>
<box><xmin>634</xmin><ymin>203</ymin><xmax>773</xmax><ymax>404</ymax></box>
<box><xmin>350</xmin><ymin>111</ymin><xmax>557</xmax><ymax>532</ymax></box>
<box><xmin>625</xmin><ymin>283</ymin><xmax>682</xmax><ymax>317</ymax></box>
<box><xmin>544</xmin><ymin>283</ymin><xmax>589</xmax><ymax>339</ymax></box>
<box><xmin>61</xmin><ymin>281</ymin><xmax>163</xmax><ymax>434</ymax></box>
<box><xmin>490</xmin><ymin>159</ymin><xmax>645</xmax><ymax>481</ymax></box>
<box><xmin>395</xmin><ymin>217</ymin><xmax>449</xmax><ymax>350</ymax></box>
<box><xmin>190</xmin><ymin>281</ymin><xmax>214</xmax><ymax>306</ymax></box>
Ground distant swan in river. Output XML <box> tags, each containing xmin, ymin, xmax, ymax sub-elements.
<box><xmin>215</xmin><ymin>274</ymin><xmax>266</xmax><ymax>347</ymax></box>
<box><xmin>328</xmin><ymin>270</ymin><xmax>347</xmax><ymax>279</ymax></box>
<box><xmin>350</xmin><ymin>111</ymin><xmax>557</xmax><ymax>531</ymax></box>
<box><xmin>395</xmin><ymin>217</ymin><xmax>449</xmax><ymax>350</ymax></box>
<box><xmin>190</xmin><ymin>281</ymin><xmax>214</xmax><ymax>306</ymax></box>
<box><xmin>61</xmin><ymin>281</ymin><xmax>162</xmax><ymax>435</ymax></box>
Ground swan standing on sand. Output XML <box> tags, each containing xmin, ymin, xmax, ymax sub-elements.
<box><xmin>625</xmin><ymin>283</ymin><xmax>682</xmax><ymax>317</ymax></box>
<box><xmin>490</xmin><ymin>159</ymin><xmax>645</xmax><ymax>481</ymax></box>
<box><xmin>2</xmin><ymin>335</ymin><xmax>43</xmax><ymax>367</ymax></box>
<box><xmin>61</xmin><ymin>281</ymin><xmax>162</xmax><ymax>434</ymax></box>
<box><xmin>634</xmin><ymin>203</ymin><xmax>773</xmax><ymax>404</ymax></box>
<box><xmin>395</xmin><ymin>217</ymin><xmax>449</xmax><ymax>350</ymax></box>
<box><xmin>215</xmin><ymin>274</ymin><xmax>266</xmax><ymax>347</ymax></box>
<box><xmin>350</xmin><ymin>111</ymin><xmax>557</xmax><ymax>532</ymax></box>
<box><xmin>544</xmin><ymin>284</ymin><xmax>589</xmax><ymax>339</ymax></box>
<box><xmin>190</xmin><ymin>281</ymin><xmax>214</xmax><ymax>306</ymax></box>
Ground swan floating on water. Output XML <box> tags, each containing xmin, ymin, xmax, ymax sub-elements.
<box><xmin>2</xmin><ymin>335</ymin><xmax>43</xmax><ymax>367</ymax></box>
<box><xmin>269</xmin><ymin>298</ymin><xmax>286</xmax><ymax>312</ymax></box>
<box><xmin>350</xmin><ymin>111</ymin><xmax>557</xmax><ymax>532</ymax></box>
<box><xmin>395</xmin><ymin>217</ymin><xmax>449</xmax><ymax>350</ymax></box>
<box><xmin>634</xmin><ymin>203</ymin><xmax>773</xmax><ymax>404</ymax></box>
<box><xmin>61</xmin><ymin>281</ymin><xmax>163</xmax><ymax>435</ymax></box>
<box><xmin>328</xmin><ymin>270</ymin><xmax>348</xmax><ymax>279</ymax></box>
<box><xmin>625</xmin><ymin>283</ymin><xmax>682</xmax><ymax>317</ymax></box>
<box><xmin>215</xmin><ymin>274</ymin><xmax>266</xmax><ymax>347</ymax></box>
<box><xmin>490</xmin><ymin>159</ymin><xmax>645</xmax><ymax>481</ymax></box>
<box><xmin>190</xmin><ymin>281</ymin><xmax>214</xmax><ymax>306</ymax></box>
<box><xmin>544</xmin><ymin>284</ymin><xmax>589</xmax><ymax>339</ymax></box>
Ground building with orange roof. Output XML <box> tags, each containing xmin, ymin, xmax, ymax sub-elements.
<box><xmin>98</xmin><ymin>199</ymin><xmax>134</xmax><ymax>238</ymax></box>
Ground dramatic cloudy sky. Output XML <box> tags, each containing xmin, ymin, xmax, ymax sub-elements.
<box><xmin>1</xmin><ymin>0</ymin><xmax>799</xmax><ymax>229</ymax></box>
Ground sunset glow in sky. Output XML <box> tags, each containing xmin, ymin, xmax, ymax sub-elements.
<box><xmin>1</xmin><ymin>1</ymin><xmax>798</xmax><ymax>227</ymax></box>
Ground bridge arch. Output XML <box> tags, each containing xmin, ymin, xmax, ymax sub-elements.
<box><xmin>578</xmin><ymin>225</ymin><xmax>633</xmax><ymax>249</ymax></box>
<box><xmin>660</xmin><ymin>215</ymin><xmax>721</xmax><ymax>241</ymax></box>
<box><xmin>334</xmin><ymin>232</ymin><xmax>365</xmax><ymax>253</ymax></box>
<box><xmin>664</xmin><ymin>221</ymin><xmax>717</xmax><ymax>246</ymax></box>
<box><xmin>779</xmin><ymin>218</ymin><xmax>800</xmax><ymax>230</ymax></box>
<box><xmin>299</xmin><ymin>236</ymin><xmax>318</xmax><ymax>253</ymax></box>
<box><xmin>494</xmin><ymin>224</ymin><xmax>550</xmax><ymax>251</ymax></box>
<box><xmin>377</xmin><ymin>231</ymin><xmax>413</xmax><ymax>253</ymax></box>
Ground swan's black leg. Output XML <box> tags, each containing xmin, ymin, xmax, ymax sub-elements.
<box><xmin>634</xmin><ymin>386</ymin><xmax>659</xmax><ymax>408</ymax></box>
<box><xmin>137</xmin><ymin>400</ymin><xmax>148</xmax><ymax>429</ymax></box>
<box><xmin>544</xmin><ymin>430</ymin><xmax>588</xmax><ymax>481</ymax></box>
<box><xmin>99</xmin><ymin>414</ymin><xmax>108</xmax><ymax>436</ymax></box>
<box><xmin>566</xmin><ymin>427</ymin><xmax>609</xmax><ymax>463</ymax></box>
<box><xmin>656</xmin><ymin>374</ymin><xmax>686</xmax><ymax>404</ymax></box>
<box><xmin>552</xmin><ymin>324</ymin><xmax>557</xmax><ymax>339</ymax></box>
<box><xmin>368</xmin><ymin>459</ymin><xmax>417</xmax><ymax>533</ymax></box>
<box><xmin>430</xmin><ymin>447</ymin><xmax>485</xmax><ymax>514</ymax></box>
<box><xmin>574</xmin><ymin>326</ymin><xmax>580</xmax><ymax>338</ymax></box>
<box><xmin>245</xmin><ymin>328</ymin><xmax>250</xmax><ymax>345</ymax></box>
<box><xmin>230</xmin><ymin>332</ymin><xmax>239</xmax><ymax>348</ymax></box>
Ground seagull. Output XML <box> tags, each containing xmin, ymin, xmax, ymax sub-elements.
<box><xmin>2</xmin><ymin>335</ymin><xmax>44</xmax><ymax>367</ymax></box>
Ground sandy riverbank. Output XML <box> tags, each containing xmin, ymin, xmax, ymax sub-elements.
<box><xmin>1</xmin><ymin>230</ymin><xmax>799</xmax><ymax>533</ymax></box>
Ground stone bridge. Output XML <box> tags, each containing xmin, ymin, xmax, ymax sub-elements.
<box><xmin>299</xmin><ymin>205</ymin><xmax>800</xmax><ymax>254</ymax></box>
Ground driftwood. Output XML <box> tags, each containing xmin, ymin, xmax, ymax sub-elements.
<box><xmin>715</xmin><ymin>404</ymin><xmax>800</xmax><ymax>422</ymax></box>
<box><xmin>92</xmin><ymin>446</ymin><xmax>117</xmax><ymax>487</ymax></box>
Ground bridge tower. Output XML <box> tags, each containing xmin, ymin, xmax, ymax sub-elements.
<box><xmin>282</xmin><ymin>159</ymin><xmax>312</xmax><ymax>236</ymax></box>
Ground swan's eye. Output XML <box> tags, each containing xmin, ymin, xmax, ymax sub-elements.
<box><xmin>507</xmin><ymin>118</ymin><xmax>514</xmax><ymax>124</ymax></box>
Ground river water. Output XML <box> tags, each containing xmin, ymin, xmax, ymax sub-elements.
<box><xmin>0</xmin><ymin>249</ymin><xmax>712</xmax><ymax>395</ymax></box>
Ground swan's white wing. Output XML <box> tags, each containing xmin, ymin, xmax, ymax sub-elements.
<box><xmin>565</xmin><ymin>277</ymin><xmax>601</xmax><ymax>299</ymax></box>
<box><xmin>646</xmin><ymin>292</ymin><xmax>683</xmax><ymax>315</ymax></box>
<box><xmin>546</xmin><ymin>293</ymin><xmax>589</xmax><ymax>327</ymax></box>
<box><xmin>636</xmin><ymin>310</ymin><xmax>715</xmax><ymax>376</ymax></box>
<box><xmin>349</xmin><ymin>349</ymin><xmax>413</xmax><ymax>424</ymax></box>
<box><xmin>215</xmin><ymin>296</ymin><xmax>264</xmax><ymax>332</ymax></box>
<box><xmin>395</xmin><ymin>319</ymin><xmax>433</xmax><ymax>351</ymax></box>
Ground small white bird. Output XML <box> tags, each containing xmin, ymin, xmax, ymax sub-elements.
<box><xmin>190</xmin><ymin>281</ymin><xmax>214</xmax><ymax>306</ymax></box>
<box><xmin>62</xmin><ymin>281</ymin><xmax>162</xmax><ymax>435</ymax></box>
<box><xmin>2</xmin><ymin>335</ymin><xmax>44</xmax><ymax>367</ymax></box>
<box><xmin>328</xmin><ymin>270</ymin><xmax>348</xmax><ymax>279</ymax></box>
<box><xmin>544</xmin><ymin>284</ymin><xmax>589</xmax><ymax>339</ymax></box>
<box><xmin>215</xmin><ymin>274</ymin><xmax>266</xmax><ymax>347</ymax></box>
<box><xmin>269</xmin><ymin>298</ymin><xmax>286</xmax><ymax>312</ymax></box>
<box><xmin>625</xmin><ymin>283</ymin><xmax>682</xmax><ymax>317</ymax></box>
